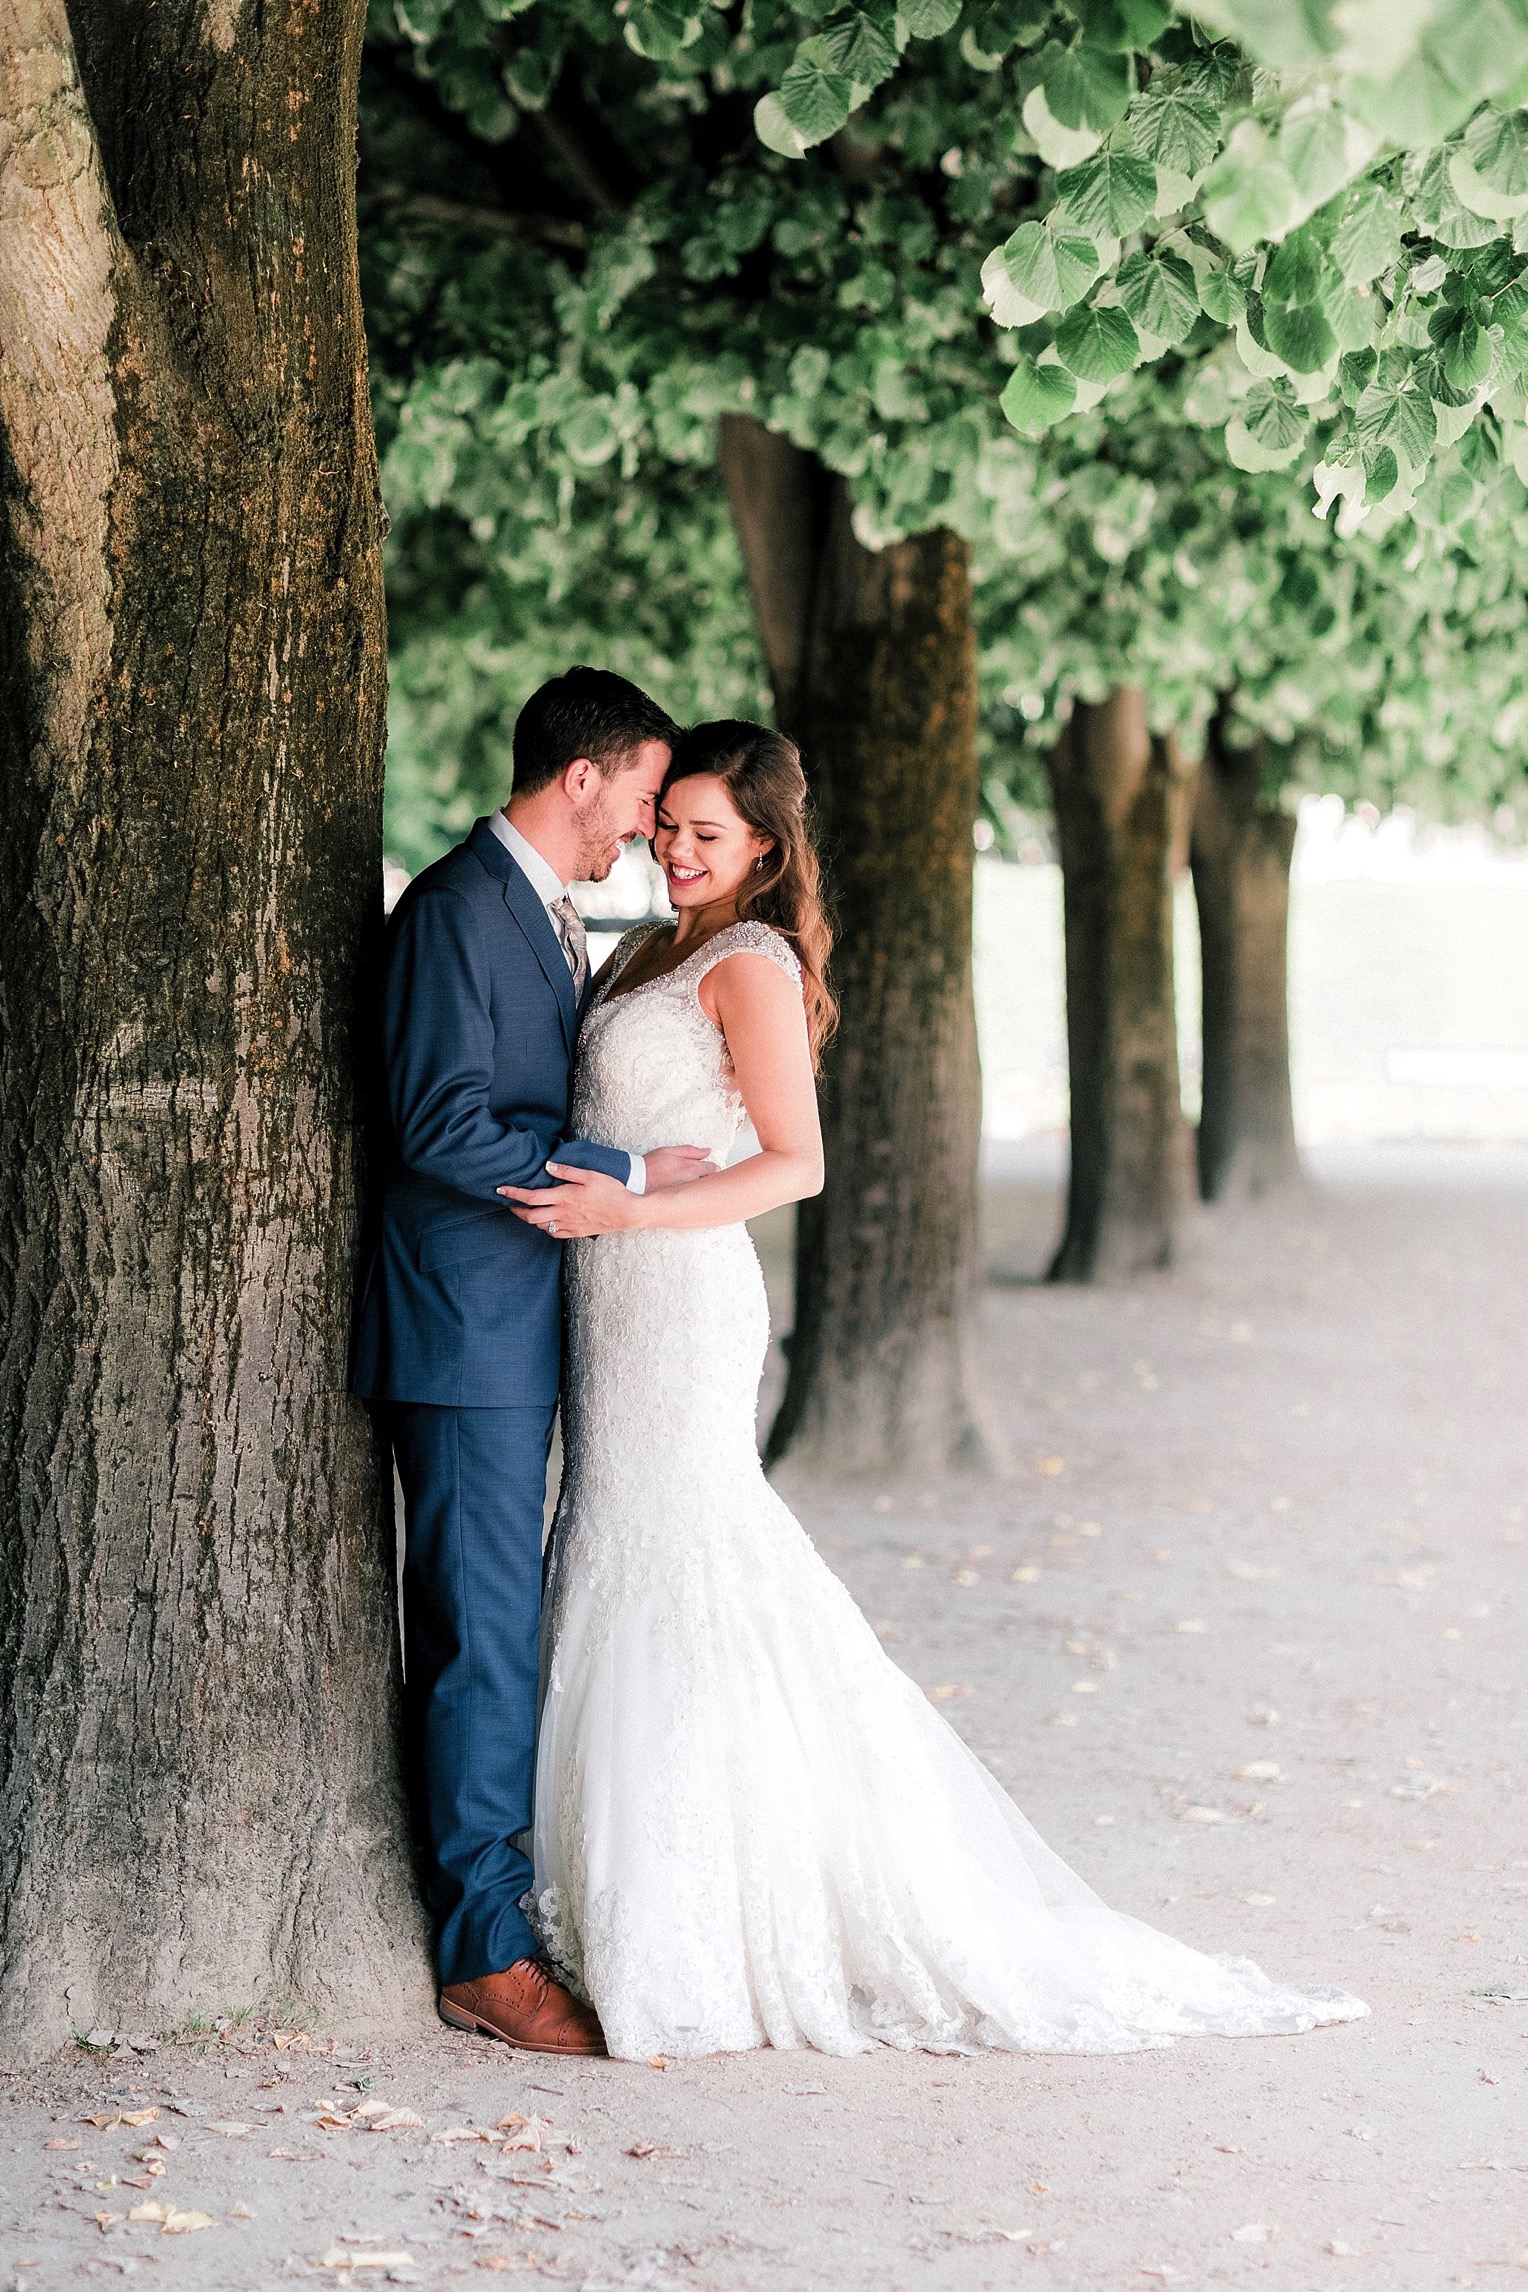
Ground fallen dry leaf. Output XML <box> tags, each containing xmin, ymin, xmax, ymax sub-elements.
<box><xmin>1235</xmin><ymin>1762</ymin><xmax>1282</xmax><ymax>1782</ymax></box>
<box><xmin>127</xmin><ymin>2203</ymin><xmax>169</xmax><ymax>2224</ymax></box>
<box><xmin>162</xmin><ymin>2210</ymin><xmax>215</xmax><ymax>2235</ymax></box>
<box><xmin>431</xmin><ymin>2125</ymin><xmax>494</xmax><ymax>2145</ymax></box>
<box><xmin>1072</xmin><ymin>1680</ymin><xmax>1100</xmax><ymax>1694</ymax></box>
<box><xmin>1180</xmin><ymin>1806</ymin><xmax>1226</xmax><ymax>1825</ymax></box>
<box><xmin>121</xmin><ymin>2110</ymin><xmax>157</xmax><ymax>2128</ymax></box>
<box><xmin>228</xmin><ymin>2201</ymin><xmax>256</xmax><ymax>2219</ymax></box>
<box><xmin>207</xmin><ymin>2120</ymin><xmax>250</xmax><ymax>2138</ymax></box>
<box><xmin>44</xmin><ymin>2138</ymin><xmax>80</xmax><ymax>2150</ymax></box>
<box><xmin>272</xmin><ymin>2029</ymin><xmax>311</xmax><ymax>2050</ymax></box>
<box><xmin>927</xmin><ymin>1683</ymin><xmax>969</xmax><ymax>1702</ymax></box>
<box><xmin>94</xmin><ymin>2213</ymin><xmax>124</xmax><ymax>2231</ymax></box>
<box><xmin>359</xmin><ymin>2106</ymin><xmax>424</xmax><ymax>2132</ymax></box>
<box><xmin>316</xmin><ymin>2248</ymin><xmax>413</xmax><ymax>2271</ymax></box>
<box><xmin>498</xmin><ymin>2114</ymin><xmax>555</xmax><ymax>2149</ymax></box>
<box><xmin>627</xmin><ymin>2140</ymin><xmax>659</xmax><ymax>2159</ymax></box>
<box><xmin>1010</xmin><ymin>1565</ymin><xmax>1041</xmax><ymax>1582</ymax></box>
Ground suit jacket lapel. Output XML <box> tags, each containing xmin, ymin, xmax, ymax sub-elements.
<box><xmin>468</xmin><ymin>818</ymin><xmax>578</xmax><ymax>1051</ymax></box>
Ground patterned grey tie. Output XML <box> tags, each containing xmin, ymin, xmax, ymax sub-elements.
<box><xmin>550</xmin><ymin>893</ymin><xmax>589</xmax><ymax>1001</ymax></box>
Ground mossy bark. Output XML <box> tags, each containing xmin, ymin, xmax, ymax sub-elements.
<box><xmin>0</xmin><ymin>0</ymin><xmax>428</xmax><ymax>2062</ymax></box>
<box><xmin>1047</xmin><ymin>690</ymin><xmax>1198</xmax><ymax>1283</ymax></box>
<box><xmin>1191</xmin><ymin>723</ymin><xmax>1301</xmax><ymax>1202</ymax></box>
<box><xmin>718</xmin><ymin>417</ymin><xmax>990</xmax><ymax>1476</ymax></box>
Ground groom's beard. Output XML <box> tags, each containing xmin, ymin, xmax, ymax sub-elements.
<box><xmin>573</xmin><ymin>789</ymin><xmax>625</xmax><ymax>883</ymax></box>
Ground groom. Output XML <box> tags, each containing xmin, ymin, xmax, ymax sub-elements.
<box><xmin>353</xmin><ymin>668</ymin><xmax>708</xmax><ymax>2054</ymax></box>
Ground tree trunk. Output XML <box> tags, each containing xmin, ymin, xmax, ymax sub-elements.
<box><xmin>718</xmin><ymin>418</ymin><xmax>990</xmax><ymax>1476</ymax></box>
<box><xmin>1190</xmin><ymin>720</ymin><xmax>1301</xmax><ymax>1201</ymax></box>
<box><xmin>1046</xmin><ymin>690</ymin><xmax>1198</xmax><ymax>1283</ymax></box>
<box><xmin>0</xmin><ymin>0</ymin><xmax>429</xmax><ymax>2062</ymax></box>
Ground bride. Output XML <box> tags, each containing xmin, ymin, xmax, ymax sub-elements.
<box><xmin>499</xmin><ymin>720</ymin><xmax>1366</xmax><ymax>2062</ymax></box>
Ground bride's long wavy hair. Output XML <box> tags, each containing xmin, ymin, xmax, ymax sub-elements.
<box><xmin>660</xmin><ymin>721</ymin><xmax>837</xmax><ymax>1068</ymax></box>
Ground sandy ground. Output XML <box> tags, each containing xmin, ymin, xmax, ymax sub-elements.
<box><xmin>3</xmin><ymin>1145</ymin><xmax>1525</xmax><ymax>2292</ymax></box>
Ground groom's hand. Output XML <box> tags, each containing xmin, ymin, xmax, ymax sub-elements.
<box><xmin>644</xmin><ymin>1144</ymin><xmax>717</xmax><ymax>1191</ymax></box>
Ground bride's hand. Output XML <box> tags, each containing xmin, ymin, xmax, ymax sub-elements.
<box><xmin>498</xmin><ymin>1164</ymin><xmax>643</xmax><ymax>1238</ymax></box>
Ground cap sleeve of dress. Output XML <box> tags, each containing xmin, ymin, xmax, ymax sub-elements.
<box><xmin>693</xmin><ymin>921</ymin><xmax>803</xmax><ymax>991</ymax></box>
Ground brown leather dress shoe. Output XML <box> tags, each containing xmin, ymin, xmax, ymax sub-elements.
<box><xmin>440</xmin><ymin>1958</ymin><xmax>608</xmax><ymax>2056</ymax></box>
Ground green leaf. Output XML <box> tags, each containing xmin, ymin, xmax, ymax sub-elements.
<box><xmin>1039</xmin><ymin>40</ymin><xmax>1133</xmax><ymax>132</ymax></box>
<box><xmin>1426</xmin><ymin>0</ymin><xmax>1528</xmax><ymax>109</ymax></box>
<box><xmin>1070</xmin><ymin>0</ymin><xmax>1172</xmax><ymax>53</ymax></box>
<box><xmin>1190</xmin><ymin>243</ymin><xmax>1250</xmax><ymax>323</ymax></box>
<box><xmin>1353</xmin><ymin>373</ymin><xmax>1439</xmax><ymax>466</ymax></box>
<box><xmin>1329</xmin><ymin>180</ymin><xmax>1405</xmax><ymax>286</ymax></box>
<box><xmin>1241</xmin><ymin>378</ymin><xmax>1307</xmax><ymax>453</ymax></box>
<box><xmin>1054</xmin><ymin>150</ymin><xmax>1158</xmax><ymax>236</ymax></box>
<box><xmin>1363</xmin><ymin>444</ymin><xmax>1399</xmax><ymax>503</ymax></box>
<box><xmin>623</xmin><ymin>1</ymin><xmax>695</xmax><ymax>63</ymax></box>
<box><xmin>1202</xmin><ymin>121</ymin><xmax>1298</xmax><ymax>253</ymax></box>
<box><xmin>1492</xmin><ymin>275</ymin><xmax>1528</xmax><ymax>373</ymax></box>
<box><xmin>1411</xmin><ymin>147</ymin><xmax>1502</xmax><ymax>249</ymax></box>
<box><xmin>1054</xmin><ymin>300</ymin><xmax>1141</xmax><ymax>379</ymax></box>
<box><xmin>1262</xmin><ymin>297</ymin><xmax>1337</xmax><ymax>371</ymax></box>
<box><xmin>1002</xmin><ymin>218</ymin><xmax>1102</xmax><ymax>311</ymax></box>
<box><xmin>754</xmin><ymin>93</ymin><xmax>810</xmax><ymax>159</ymax></box>
<box><xmin>1263</xmin><ymin>229</ymin><xmax>1324</xmax><ymax>310</ymax></box>
<box><xmin>1126</xmin><ymin>84</ymin><xmax>1220</xmax><ymax>178</ymax></box>
<box><xmin>1000</xmin><ymin>355</ymin><xmax>1079</xmax><ymax>433</ymax></box>
<box><xmin>1347</xmin><ymin>53</ymin><xmax>1476</xmax><ymax>150</ymax></box>
<box><xmin>560</xmin><ymin>401</ymin><xmax>622</xmax><ymax>467</ymax></box>
<box><xmin>1464</xmin><ymin>104</ymin><xmax>1528</xmax><ymax>196</ymax></box>
<box><xmin>1430</xmin><ymin>304</ymin><xmax>1494</xmax><ymax>389</ymax></box>
<box><xmin>1115</xmin><ymin>247</ymin><xmax>1200</xmax><ymax>341</ymax></box>
<box><xmin>1225</xmin><ymin>378</ymin><xmax>1309</xmax><ymax>469</ymax></box>
<box><xmin>777</xmin><ymin>46</ymin><xmax>855</xmax><ymax>145</ymax></box>
<box><xmin>822</xmin><ymin>11</ymin><xmax>900</xmax><ymax>88</ymax></box>
<box><xmin>1278</xmin><ymin>105</ymin><xmax>1375</xmax><ymax>214</ymax></box>
<box><xmin>898</xmin><ymin>0</ymin><xmax>961</xmax><ymax>31</ymax></box>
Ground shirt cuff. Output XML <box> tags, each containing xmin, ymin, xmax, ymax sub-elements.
<box><xmin>625</xmin><ymin>1153</ymin><xmax>646</xmax><ymax>1196</ymax></box>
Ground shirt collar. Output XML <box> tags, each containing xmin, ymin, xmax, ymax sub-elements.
<box><xmin>489</xmin><ymin>809</ymin><xmax>569</xmax><ymax>908</ymax></box>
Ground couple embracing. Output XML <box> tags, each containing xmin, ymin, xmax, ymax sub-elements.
<box><xmin>354</xmin><ymin>668</ymin><xmax>1365</xmax><ymax>2063</ymax></box>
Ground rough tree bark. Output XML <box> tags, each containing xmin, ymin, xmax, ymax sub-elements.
<box><xmin>717</xmin><ymin>416</ymin><xmax>991</xmax><ymax>1476</ymax></box>
<box><xmin>1190</xmin><ymin>713</ymin><xmax>1301</xmax><ymax>1201</ymax></box>
<box><xmin>0</xmin><ymin>0</ymin><xmax>429</xmax><ymax>2062</ymax></box>
<box><xmin>1046</xmin><ymin>690</ymin><xmax>1198</xmax><ymax>1282</ymax></box>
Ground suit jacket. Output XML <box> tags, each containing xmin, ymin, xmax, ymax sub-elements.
<box><xmin>351</xmin><ymin>817</ymin><xmax>631</xmax><ymax>1408</ymax></box>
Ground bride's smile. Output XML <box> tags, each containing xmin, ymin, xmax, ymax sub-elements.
<box><xmin>654</xmin><ymin>773</ymin><xmax>771</xmax><ymax>920</ymax></box>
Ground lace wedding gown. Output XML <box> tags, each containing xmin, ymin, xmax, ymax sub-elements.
<box><xmin>531</xmin><ymin>920</ymin><xmax>1367</xmax><ymax>2061</ymax></box>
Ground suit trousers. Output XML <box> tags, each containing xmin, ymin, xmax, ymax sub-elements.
<box><xmin>391</xmin><ymin>1399</ymin><xmax>556</xmax><ymax>1986</ymax></box>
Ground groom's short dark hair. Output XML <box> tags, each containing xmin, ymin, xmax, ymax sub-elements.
<box><xmin>512</xmin><ymin>668</ymin><xmax>678</xmax><ymax>798</ymax></box>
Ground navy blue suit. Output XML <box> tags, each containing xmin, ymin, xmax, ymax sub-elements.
<box><xmin>353</xmin><ymin>817</ymin><xmax>630</xmax><ymax>1983</ymax></box>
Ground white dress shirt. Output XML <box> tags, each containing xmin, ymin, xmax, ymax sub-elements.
<box><xmin>488</xmin><ymin>808</ymin><xmax>645</xmax><ymax>1194</ymax></box>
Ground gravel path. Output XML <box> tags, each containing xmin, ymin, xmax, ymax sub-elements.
<box><xmin>3</xmin><ymin>1150</ymin><xmax>1525</xmax><ymax>2292</ymax></box>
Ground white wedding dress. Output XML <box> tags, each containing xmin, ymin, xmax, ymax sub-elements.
<box><xmin>531</xmin><ymin>921</ymin><xmax>1367</xmax><ymax>2061</ymax></box>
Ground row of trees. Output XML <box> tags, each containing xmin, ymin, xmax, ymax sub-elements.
<box><xmin>362</xmin><ymin>0</ymin><xmax>1528</xmax><ymax>1418</ymax></box>
<box><xmin>2</xmin><ymin>0</ymin><xmax>1525</xmax><ymax>2057</ymax></box>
